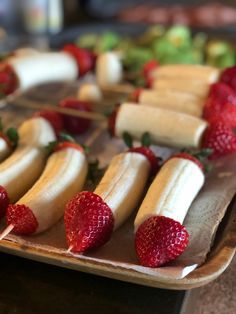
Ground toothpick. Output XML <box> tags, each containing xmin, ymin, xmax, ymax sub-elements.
<box><xmin>67</xmin><ymin>245</ymin><xmax>73</xmax><ymax>253</ymax></box>
<box><xmin>0</xmin><ymin>224</ymin><xmax>14</xmax><ymax>240</ymax></box>
<box><xmin>85</xmin><ymin>121</ymin><xmax>107</xmax><ymax>147</ymax></box>
<box><xmin>101</xmin><ymin>84</ymin><xmax>134</xmax><ymax>95</ymax></box>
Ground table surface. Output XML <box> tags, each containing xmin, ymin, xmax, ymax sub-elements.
<box><xmin>0</xmin><ymin>252</ymin><xmax>185</xmax><ymax>314</ymax></box>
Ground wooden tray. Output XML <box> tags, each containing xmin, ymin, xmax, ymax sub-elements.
<box><xmin>0</xmin><ymin>102</ymin><xmax>236</xmax><ymax>290</ymax></box>
<box><xmin>0</xmin><ymin>194</ymin><xmax>235</xmax><ymax>291</ymax></box>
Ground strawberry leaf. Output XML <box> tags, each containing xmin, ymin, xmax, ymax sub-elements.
<box><xmin>59</xmin><ymin>132</ymin><xmax>75</xmax><ymax>143</ymax></box>
<box><xmin>88</xmin><ymin>159</ymin><xmax>104</xmax><ymax>182</ymax></box>
<box><xmin>122</xmin><ymin>132</ymin><xmax>133</xmax><ymax>148</ymax></box>
<box><xmin>82</xmin><ymin>144</ymin><xmax>91</xmax><ymax>154</ymax></box>
<box><xmin>6</xmin><ymin>127</ymin><xmax>19</xmax><ymax>147</ymax></box>
<box><xmin>141</xmin><ymin>132</ymin><xmax>151</xmax><ymax>147</ymax></box>
<box><xmin>45</xmin><ymin>141</ymin><xmax>58</xmax><ymax>155</ymax></box>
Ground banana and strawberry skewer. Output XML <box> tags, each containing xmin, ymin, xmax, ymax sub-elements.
<box><xmin>134</xmin><ymin>151</ymin><xmax>206</xmax><ymax>267</ymax></box>
<box><xmin>0</xmin><ymin>44</ymin><xmax>96</xmax><ymax>97</ymax></box>
<box><xmin>64</xmin><ymin>146</ymin><xmax>159</xmax><ymax>253</ymax></box>
<box><xmin>4</xmin><ymin>141</ymin><xmax>88</xmax><ymax>235</ymax></box>
<box><xmin>0</xmin><ymin>117</ymin><xmax>56</xmax><ymax>205</ymax></box>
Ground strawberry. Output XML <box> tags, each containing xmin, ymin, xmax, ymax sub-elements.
<box><xmin>54</xmin><ymin>141</ymin><xmax>83</xmax><ymax>153</ymax></box>
<box><xmin>0</xmin><ymin>64</ymin><xmax>18</xmax><ymax>96</ymax></box>
<box><xmin>135</xmin><ymin>216</ymin><xmax>189</xmax><ymax>267</ymax></box>
<box><xmin>62</xmin><ymin>44</ymin><xmax>96</xmax><ymax>77</ymax></box>
<box><xmin>203</xmin><ymin>83</ymin><xmax>236</xmax><ymax>127</ymax></box>
<box><xmin>59</xmin><ymin>98</ymin><xmax>91</xmax><ymax>135</ymax></box>
<box><xmin>143</xmin><ymin>60</ymin><xmax>159</xmax><ymax>79</ymax></box>
<box><xmin>65</xmin><ymin>191</ymin><xmax>114</xmax><ymax>253</ymax></box>
<box><xmin>0</xmin><ymin>186</ymin><xmax>9</xmax><ymax>219</ymax></box>
<box><xmin>128</xmin><ymin>146</ymin><xmax>160</xmax><ymax>174</ymax></box>
<box><xmin>33</xmin><ymin>110</ymin><xmax>64</xmax><ymax>135</ymax></box>
<box><xmin>202</xmin><ymin>118</ymin><xmax>236</xmax><ymax>159</ymax></box>
<box><xmin>208</xmin><ymin>83</ymin><xmax>236</xmax><ymax>105</ymax></box>
<box><xmin>220</xmin><ymin>66</ymin><xmax>236</xmax><ymax>91</ymax></box>
<box><xmin>172</xmin><ymin>152</ymin><xmax>204</xmax><ymax>171</ymax></box>
<box><xmin>131</xmin><ymin>88</ymin><xmax>143</xmax><ymax>102</ymax></box>
<box><xmin>6</xmin><ymin>204</ymin><xmax>38</xmax><ymax>234</ymax></box>
<box><xmin>108</xmin><ymin>106</ymin><xmax>120</xmax><ymax>136</ymax></box>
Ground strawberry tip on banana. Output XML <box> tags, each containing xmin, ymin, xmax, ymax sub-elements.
<box><xmin>5</xmin><ymin>140</ymin><xmax>88</xmax><ymax>235</ymax></box>
<box><xmin>134</xmin><ymin>153</ymin><xmax>205</xmax><ymax>267</ymax></box>
<box><xmin>65</xmin><ymin>148</ymin><xmax>156</xmax><ymax>253</ymax></box>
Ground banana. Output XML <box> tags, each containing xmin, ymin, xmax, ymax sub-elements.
<box><xmin>96</xmin><ymin>52</ymin><xmax>123</xmax><ymax>87</ymax></box>
<box><xmin>0</xmin><ymin>138</ymin><xmax>11</xmax><ymax>162</ymax></box>
<box><xmin>151</xmin><ymin>64</ymin><xmax>220</xmax><ymax>83</ymax></box>
<box><xmin>115</xmin><ymin>103</ymin><xmax>208</xmax><ymax>148</ymax></box>
<box><xmin>0</xmin><ymin>117</ymin><xmax>56</xmax><ymax>202</ymax></box>
<box><xmin>8</xmin><ymin>52</ymin><xmax>78</xmax><ymax>91</ymax></box>
<box><xmin>134</xmin><ymin>157</ymin><xmax>204</xmax><ymax>231</ymax></box>
<box><xmin>94</xmin><ymin>152</ymin><xmax>150</xmax><ymax>228</ymax></box>
<box><xmin>14</xmin><ymin>146</ymin><xmax>88</xmax><ymax>233</ymax></box>
<box><xmin>152</xmin><ymin>78</ymin><xmax>210</xmax><ymax>98</ymax></box>
<box><xmin>77</xmin><ymin>83</ymin><xmax>102</xmax><ymax>104</ymax></box>
<box><xmin>139</xmin><ymin>89</ymin><xmax>204</xmax><ymax>117</ymax></box>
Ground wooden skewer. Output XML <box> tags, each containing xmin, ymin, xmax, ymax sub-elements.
<box><xmin>8</xmin><ymin>97</ymin><xmax>107</xmax><ymax>121</ymax></box>
<box><xmin>67</xmin><ymin>245</ymin><xmax>73</xmax><ymax>254</ymax></box>
<box><xmin>0</xmin><ymin>224</ymin><xmax>14</xmax><ymax>240</ymax></box>
<box><xmin>101</xmin><ymin>84</ymin><xmax>135</xmax><ymax>95</ymax></box>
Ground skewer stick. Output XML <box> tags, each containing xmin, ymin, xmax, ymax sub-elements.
<box><xmin>67</xmin><ymin>245</ymin><xmax>73</xmax><ymax>253</ymax></box>
<box><xmin>0</xmin><ymin>224</ymin><xmax>14</xmax><ymax>240</ymax></box>
<box><xmin>11</xmin><ymin>98</ymin><xmax>107</xmax><ymax>121</ymax></box>
<box><xmin>84</xmin><ymin>121</ymin><xmax>107</xmax><ymax>147</ymax></box>
<box><xmin>101</xmin><ymin>84</ymin><xmax>134</xmax><ymax>95</ymax></box>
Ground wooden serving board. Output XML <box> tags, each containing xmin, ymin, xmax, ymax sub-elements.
<box><xmin>1</xmin><ymin>91</ymin><xmax>236</xmax><ymax>290</ymax></box>
<box><xmin>0</xmin><ymin>195</ymin><xmax>235</xmax><ymax>291</ymax></box>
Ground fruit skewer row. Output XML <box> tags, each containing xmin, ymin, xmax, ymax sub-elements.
<box><xmin>64</xmin><ymin>149</ymin><xmax>205</xmax><ymax>268</ymax></box>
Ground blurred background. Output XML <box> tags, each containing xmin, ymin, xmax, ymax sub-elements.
<box><xmin>0</xmin><ymin>0</ymin><xmax>236</xmax><ymax>36</ymax></box>
<box><xmin>0</xmin><ymin>0</ymin><xmax>236</xmax><ymax>52</ymax></box>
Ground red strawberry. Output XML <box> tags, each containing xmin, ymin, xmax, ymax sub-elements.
<box><xmin>0</xmin><ymin>186</ymin><xmax>9</xmax><ymax>219</ymax></box>
<box><xmin>6</xmin><ymin>204</ymin><xmax>38</xmax><ymax>234</ymax></box>
<box><xmin>65</xmin><ymin>191</ymin><xmax>114</xmax><ymax>253</ymax></box>
<box><xmin>54</xmin><ymin>141</ymin><xmax>83</xmax><ymax>153</ymax></box>
<box><xmin>172</xmin><ymin>152</ymin><xmax>204</xmax><ymax>171</ymax></box>
<box><xmin>203</xmin><ymin>98</ymin><xmax>236</xmax><ymax>127</ymax></box>
<box><xmin>62</xmin><ymin>44</ymin><xmax>96</xmax><ymax>77</ymax></box>
<box><xmin>220</xmin><ymin>66</ymin><xmax>236</xmax><ymax>91</ymax></box>
<box><xmin>59</xmin><ymin>98</ymin><xmax>91</xmax><ymax>135</ymax></box>
<box><xmin>135</xmin><ymin>216</ymin><xmax>189</xmax><ymax>267</ymax></box>
<box><xmin>142</xmin><ymin>60</ymin><xmax>158</xmax><ymax>87</ymax></box>
<box><xmin>203</xmin><ymin>83</ymin><xmax>236</xmax><ymax>127</ymax></box>
<box><xmin>202</xmin><ymin>118</ymin><xmax>236</xmax><ymax>159</ymax></box>
<box><xmin>108</xmin><ymin>106</ymin><xmax>119</xmax><ymax>136</ymax></box>
<box><xmin>131</xmin><ymin>88</ymin><xmax>143</xmax><ymax>103</ymax></box>
<box><xmin>0</xmin><ymin>64</ymin><xmax>18</xmax><ymax>96</ymax></box>
<box><xmin>208</xmin><ymin>83</ymin><xmax>236</xmax><ymax>105</ymax></box>
<box><xmin>128</xmin><ymin>146</ymin><xmax>159</xmax><ymax>174</ymax></box>
<box><xmin>33</xmin><ymin>110</ymin><xmax>64</xmax><ymax>135</ymax></box>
